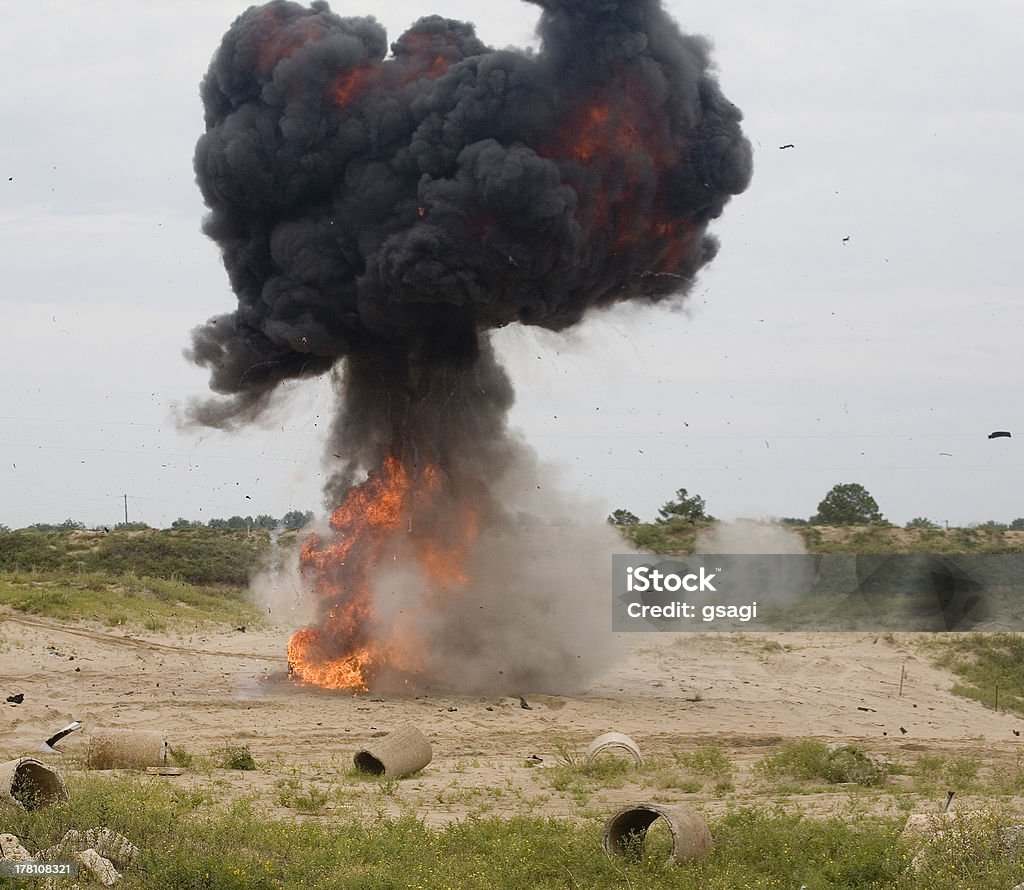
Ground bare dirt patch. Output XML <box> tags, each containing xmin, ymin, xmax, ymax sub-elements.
<box><xmin>2</xmin><ymin>613</ymin><xmax>1021</xmax><ymax>826</ymax></box>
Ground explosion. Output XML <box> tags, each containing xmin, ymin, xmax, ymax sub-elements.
<box><xmin>187</xmin><ymin>0</ymin><xmax>751</xmax><ymax>692</ymax></box>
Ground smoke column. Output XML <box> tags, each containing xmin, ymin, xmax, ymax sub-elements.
<box><xmin>187</xmin><ymin>0</ymin><xmax>751</xmax><ymax>693</ymax></box>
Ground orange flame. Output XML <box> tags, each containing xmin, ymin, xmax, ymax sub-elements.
<box><xmin>394</xmin><ymin>32</ymin><xmax>458</xmax><ymax>83</ymax></box>
<box><xmin>539</xmin><ymin>72</ymin><xmax>698</xmax><ymax>274</ymax></box>
<box><xmin>287</xmin><ymin>454</ymin><xmax>478</xmax><ymax>691</ymax></box>
<box><xmin>254</xmin><ymin>7</ymin><xmax>324</xmax><ymax>72</ymax></box>
<box><xmin>332</xmin><ymin>64</ymin><xmax>378</xmax><ymax>105</ymax></box>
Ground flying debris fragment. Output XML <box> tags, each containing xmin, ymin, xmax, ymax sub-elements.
<box><xmin>779</xmin><ymin>143</ymin><xmax>794</xmax><ymax>150</ymax></box>
<box><xmin>988</xmin><ymin>431</ymin><xmax>1012</xmax><ymax>439</ymax></box>
<box><xmin>39</xmin><ymin>721</ymin><xmax>83</xmax><ymax>754</ymax></box>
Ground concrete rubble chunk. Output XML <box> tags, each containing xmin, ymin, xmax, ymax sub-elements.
<box><xmin>0</xmin><ymin>833</ymin><xmax>33</xmax><ymax>861</ymax></box>
<box><xmin>43</xmin><ymin>828</ymin><xmax>138</xmax><ymax>869</ymax></box>
<box><xmin>75</xmin><ymin>848</ymin><xmax>120</xmax><ymax>887</ymax></box>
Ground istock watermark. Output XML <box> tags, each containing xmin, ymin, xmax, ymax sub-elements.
<box><xmin>625</xmin><ymin>564</ymin><xmax>719</xmax><ymax>593</ymax></box>
<box><xmin>611</xmin><ymin>553</ymin><xmax>1024</xmax><ymax>632</ymax></box>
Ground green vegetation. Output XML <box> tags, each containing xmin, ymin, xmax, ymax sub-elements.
<box><xmin>812</xmin><ymin>482</ymin><xmax>885</xmax><ymax>525</ymax></box>
<box><xmin>219</xmin><ymin>745</ymin><xmax>258</xmax><ymax>771</ymax></box>
<box><xmin>620</xmin><ymin>517</ymin><xmax>715</xmax><ymax>554</ymax></box>
<box><xmin>678</xmin><ymin>745</ymin><xmax>733</xmax><ymax>779</ymax></box>
<box><xmin>755</xmin><ymin>740</ymin><xmax>889</xmax><ymax>788</ymax></box>
<box><xmin>924</xmin><ymin>633</ymin><xmax>1024</xmax><ymax>717</ymax></box>
<box><xmin>606</xmin><ymin>508</ymin><xmax>640</xmax><ymax>526</ymax></box>
<box><xmin>0</xmin><ymin>527</ymin><xmax>273</xmax><ymax>585</ymax></box>
<box><xmin>12</xmin><ymin>772</ymin><xmax>1021</xmax><ymax>889</ymax></box>
<box><xmin>273</xmin><ymin>776</ymin><xmax>331</xmax><ymax>812</ymax></box>
<box><xmin>2</xmin><ymin>528</ymin><xmax>1024</xmax><ymax>888</ymax></box>
<box><xmin>657</xmin><ymin>487</ymin><xmax>713</xmax><ymax>523</ymax></box>
<box><xmin>0</xmin><ymin>527</ymin><xmax>275</xmax><ymax>629</ymax></box>
<box><xmin>541</xmin><ymin>742</ymin><xmax>739</xmax><ymax>804</ymax></box>
<box><xmin>911</xmin><ymin>753</ymin><xmax>982</xmax><ymax>793</ymax></box>
<box><xmin>0</xmin><ymin>570</ymin><xmax>258</xmax><ymax>629</ymax></box>
<box><xmin>620</xmin><ymin>521</ymin><xmax>1024</xmax><ymax>555</ymax></box>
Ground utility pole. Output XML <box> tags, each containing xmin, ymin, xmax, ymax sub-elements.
<box><xmin>124</xmin><ymin>494</ymin><xmax>129</xmax><ymax>525</ymax></box>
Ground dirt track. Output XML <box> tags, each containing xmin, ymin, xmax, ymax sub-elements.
<box><xmin>3</xmin><ymin>612</ymin><xmax>1021</xmax><ymax>824</ymax></box>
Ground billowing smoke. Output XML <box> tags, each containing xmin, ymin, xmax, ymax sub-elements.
<box><xmin>187</xmin><ymin>0</ymin><xmax>751</xmax><ymax>693</ymax></box>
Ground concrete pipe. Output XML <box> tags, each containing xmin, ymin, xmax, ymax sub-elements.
<box><xmin>584</xmin><ymin>732</ymin><xmax>643</xmax><ymax>766</ymax></box>
<box><xmin>603</xmin><ymin>802</ymin><xmax>713</xmax><ymax>866</ymax></box>
<box><xmin>354</xmin><ymin>725</ymin><xmax>432</xmax><ymax>778</ymax></box>
<box><xmin>0</xmin><ymin>757</ymin><xmax>69</xmax><ymax>811</ymax></box>
<box><xmin>88</xmin><ymin>730</ymin><xmax>168</xmax><ymax>770</ymax></box>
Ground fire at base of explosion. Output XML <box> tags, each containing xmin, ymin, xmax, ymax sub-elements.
<box><xmin>188</xmin><ymin>0</ymin><xmax>751</xmax><ymax>697</ymax></box>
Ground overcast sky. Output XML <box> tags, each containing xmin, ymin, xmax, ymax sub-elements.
<box><xmin>1</xmin><ymin>0</ymin><xmax>1021</xmax><ymax>530</ymax></box>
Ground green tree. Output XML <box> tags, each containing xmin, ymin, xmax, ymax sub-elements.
<box><xmin>812</xmin><ymin>483</ymin><xmax>883</xmax><ymax>525</ymax></box>
<box><xmin>1010</xmin><ymin>518</ymin><xmax>1024</xmax><ymax>531</ymax></box>
<box><xmin>972</xmin><ymin>520</ymin><xmax>1008</xmax><ymax>532</ymax></box>
<box><xmin>657</xmin><ymin>488</ymin><xmax>712</xmax><ymax>523</ymax></box>
<box><xmin>905</xmin><ymin>517</ymin><xmax>939</xmax><ymax>530</ymax></box>
<box><xmin>281</xmin><ymin>510</ymin><xmax>314</xmax><ymax>530</ymax></box>
<box><xmin>607</xmin><ymin>509</ymin><xmax>640</xmax><ymax>526</ymax></box>
<box><xmin>171</xmin><ymin>518</ymin><xmax>204</xmax><ymax>529</ymax></box>
<box><xmin>29</xmin><ymin>519</ymin><xmax>85</xmax><ymax>531</ymax></box>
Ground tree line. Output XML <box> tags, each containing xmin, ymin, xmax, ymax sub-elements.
<box><xmin>4</xmin><ymin>510</ymin><xmax>316</xmax><ymax>534</ymax></box>
<box><xmin>609</xmin><ymin>482</ymin><xmax>1024</xmax><ymax>530</ymax></box>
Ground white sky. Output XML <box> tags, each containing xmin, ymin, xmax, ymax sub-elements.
<box><xmin>1</xmin><ymin>1</ymin><xmax>1021</xmax><ymax>530</ymax></box>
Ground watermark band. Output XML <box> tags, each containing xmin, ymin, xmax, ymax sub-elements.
<box><xmin>0</xmin><ymin>861</ymin><xmax>79</xmax><ymax>878</ymax></box>
<box><xmin>612</xmin><ymin>553</ymin><xmax>1024</xmax><ymax>632</ymax></box>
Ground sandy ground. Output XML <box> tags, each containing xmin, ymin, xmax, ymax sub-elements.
<box><xmin>2</xmin><ymin>612</ymin><xmax>1022</xmax><ymax>825</ymax></box>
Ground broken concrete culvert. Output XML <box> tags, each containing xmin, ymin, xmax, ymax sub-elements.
<box><xmin>0</xmin><ymin>757</ymin><xmax>69</xmax><ymax>812</ymax></box>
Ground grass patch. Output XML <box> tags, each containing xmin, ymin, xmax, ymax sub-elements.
<box><xmin>616</xmin><ymin>522</ymin><xmax>1024</xmax><ymax>555</ymax></box>
<box><xmin>755</xmin><ymin>740</ymin><xmax>888</xmax><ymax>788</ymax></box>
<box><xmin>274</xmin><ymin>777</ymin><xmax>330</xmax><ymax>812</ymax></box>
<box><xmin>907</xmin><ymin>809</ymin><xmax>1024</xmax><ymax>886</ymax></box>
<box><xmin>12</xmin><ymin>772</ymin><xmax>1013</xmax><ymax>888</ymax></box>
<box><xmin>926</xmin><ymin>633</ymin><xmax>1024</xmax><ymax>716</ymax></box>
<box><xmin>542</xmin><ymin>743</ymin><xmax>736</xmax><ymax>800</ymax></box>
<box><xmin>543</xmin><ymin>755</ymin><xmax>636</xmax><ymax>805</ymax></box>
<box><xmin>0</xmin><ymin>570</ymin><xmax>260</xmax><ymax>629</ymax></box>
<box><xmin>167</xmin><ymin>747</ymin><xmax>195</xmax><ymax>769</ymax></box>
<box><xmin>678</xmin><ymin>745</ymin><xmax>733</xmax><ymax>778</ymax></box>
<box><xmin>911</xmin><ymin>753</ymin><xmax>981</xmax><ymax>793</ymax></box>
<box><xmin>0</xmin><ymin>528</ymin><xmax>274</xmax><ymax>585</ymax></box>
<box><xmin>219</xmin><ymin>745</ymin><xmax>257</xmax><ymax>771</ymax></box>
<box><xmin>618</xmin><ymin>518</ymin><xmax>713</xmax><ymax>555</ymax></box>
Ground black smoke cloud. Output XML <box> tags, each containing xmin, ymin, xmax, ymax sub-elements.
<box><xmin>189</xmin><ymin>0</ymin><xmax>750</xmax><ymax>692</ymax></box>
<box><xmin>187</xmin><ymin>0</ymin><xmax>751</xmax><ymax>436</ymax></box>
